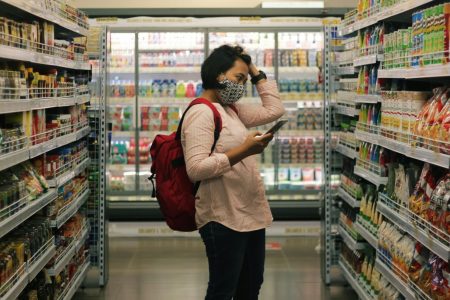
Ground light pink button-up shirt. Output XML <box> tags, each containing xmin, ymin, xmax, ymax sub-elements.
<box><xmin>181</xmin><ymin>80</ymin><xmax>285</xmax><ymax>232</ymax></box>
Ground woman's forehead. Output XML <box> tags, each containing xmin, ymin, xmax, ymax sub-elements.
<box><xmin>230</xmin><ymin>59</ymin><xmax>249</xmax><ymax>74</ymax></box>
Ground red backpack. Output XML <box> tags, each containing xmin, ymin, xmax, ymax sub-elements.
<box><xmin>149</xmin><ymin>98</ymin><xmax>236</xmax><ymax>232</ymax></box>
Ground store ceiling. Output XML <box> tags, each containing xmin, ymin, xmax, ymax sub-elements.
<box><xmin>74</xmin><ymin>0</ymin><xmax>357</xmax><ymax>9</ymax></box>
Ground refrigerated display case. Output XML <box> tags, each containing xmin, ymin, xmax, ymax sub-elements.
<box><xmin>90</xmin><ymin>17</ymin><xmax>327</xmax><ymax>220</ymax></box>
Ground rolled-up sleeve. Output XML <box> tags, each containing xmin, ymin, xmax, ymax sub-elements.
<box><xmin>181</xmin><ymin>105</ymin><xmax>231</xmax><ymax>182</ymax></box>
<box><xmin>235</xmin><ymin>80</ymin><xmax>285</xmax><ymax>128</ymax></box>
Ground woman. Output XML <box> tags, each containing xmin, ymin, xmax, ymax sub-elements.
<box><xmin>181</xmin><ymin>45</ymin><xmax>285</xmax><ymax>300</ymax></box>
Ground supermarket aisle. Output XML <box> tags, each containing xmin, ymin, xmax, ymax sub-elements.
<box><xmin>74</xmin><ymin>236</ymin><xmax>356</xmax><ymax>300</ymax></box>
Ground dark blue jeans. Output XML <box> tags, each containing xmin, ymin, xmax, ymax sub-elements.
<box><xmin>199</xmin><ymin>222</ymin><xmax>266</xmax><ymax>300</ymax></box>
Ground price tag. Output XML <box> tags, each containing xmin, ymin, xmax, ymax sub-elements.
<box><xmin>58</xmin><ymin>171</ymin><xmax>74</xmax><ymax>186</ymax></box>
<box><xmin>43</xmin><ymin>140</ymin><xmax>56</xmax><ymax>152</ymax></box>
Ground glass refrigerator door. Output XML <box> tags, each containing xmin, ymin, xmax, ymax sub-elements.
<box><xmin>108</xmin><ymin>33</ymin><xmax>136</xmax><ymax>194</ymax></box>
<box><xmin>137</xmin><ymin>32</ymin><xmax>205</xmax><ymax>197</ymax></box>
<box><xmin>208</xmin><ymin>32</ymin><xmax>277</xmax><ymax>192</ymax></box>
<box><xmin>276</xmin><ymin>31</ymin><xmax>325</xmax><ymax>198</ymax></box>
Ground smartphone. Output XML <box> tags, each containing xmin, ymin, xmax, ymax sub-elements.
<box><xmin>265</xmin><ymin>119</ymin><xmax>288</xmax><ymax>135</ymax></box>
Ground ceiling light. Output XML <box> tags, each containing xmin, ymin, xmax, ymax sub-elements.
<box><xmin>261</xmin><ymin>1</ymin><xmax>324</xmax><ymax>8</ymax></box>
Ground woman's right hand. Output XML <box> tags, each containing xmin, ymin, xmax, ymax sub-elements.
<box><xmin>242</xmin><ymin>132</ymin><xmax>273</xmax><ymax>156</ymax></box>
<box><xmin>225</xmin><ymin>132</ymin><xmax>273</xmax><ymax>166</ymax></box>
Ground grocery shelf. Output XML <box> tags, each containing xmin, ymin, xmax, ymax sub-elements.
<box><xmin>335</xmin><ymin>104</ymin><xmax>359</xmax><ymax>116</ymax></box>
<box><xmin>28</xmin><ymin>238</ymin><xmax>56</xmax><ymax>281</ymax></box>
<box><xmin>354</xmin><ymin>218</ymin><xmax>378</xmax><ymax>249</ymax></box>
<box><xmin>338</xmin><ymin>225</ymin><xmax>367</xmax><ymax>251</ymax></box>
<box><xmin>0</xmin><ymin>148</ymin><xmax>30</xmax><ymax>172</ymax></box>
<box><xmin>60</xmin><ymin>260</ymin><xmax>90</xmax><ymax>300</ymax></box>
<box><xmin>110</xmin><ymin>66</ymin><xmax>201</xmax><ymax>74</ymax></box>
<box><xmin>0</xmin><ymin>189</ymin><xmax>57</xmax><ymax>239</ymax></box>
<box><xmin>0</xmin><ymin>0</ymin><xmax>89</xmax><ymax>36</ymax></box>
<box><xmin>30</xmin><ymin>126</ymin><xmax>91</xmax><ymax>158</ymax></box>
<box><xmin>335</xmin><ymin>143</ymin><xmax>357</xmax><ymax>159</ymax></box>
<box><xmin>355</xmin><ymin>94</ymin><xmax>381</xmax><ymax>104</ymax></box>
<box><xmin>378</xmin><ymin>136</ymin><xmax>450</xmax><ymax>169</ymax></box>
<box><xmin>354</xmin><ymin>165</ymin><xmax>388</xmax><ymax>187</ymax></box>
<box><xmin>378</xmin><ymin>193</ymin><xmax>450</xmax><ymax>261</ymax></box>
<box><xmin>374</xmin><ymin>257</ymin><xmax>415</xmax><ymax>300</ymax></box>
<box><xmin>336</xmin><ymin>91</ymin><xmax>357</xmax><ymax>102</ymax></box>
<box><xmin>339</xmin><ymin>259</ymin><xmax>374</xmax><ymax>300</ymax></box>
<box><xmin>378</xmin><ymin>64</ymin><xmax>450</xmax><ymax>79</ymax></box>
<box><xmin>353</xmin><ymin>54</ymin><xmax>383</xmax><ymax>67</ymax></box>
<box><xmin>47</xmin><ymin>157</ymin><xmax>91</xmax><ymax>187</ymax></box>
<box><xmin>47</xmin><ymin>225</ymin><xmax>89</xmax><ymax>276</ymax></box>
<box><xmin>339</xmin><ymin>0</ymin><xmax>434</xmax><ymax>35</ymax></box>
<box><xmin>0</xmin><ymin>44</ymin><xmax>90</xmax><ymax>70</ymax></box>
<box><xmin>337</xmin><ymin>187</ymin><xmax>360</xmax><ymax>208</ymax></box>
<box><xmin>0</xmin><ymin>265</ymin><xmax>28</xmax><ymax>300</ymax></box>
<box><xmin>50</xmin><ymin>188</ymin><xmax>90</xmax><ymax>228</ymax></box>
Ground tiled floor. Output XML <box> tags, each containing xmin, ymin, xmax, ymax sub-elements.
<box><xmin>74</xmin><ymin>236</ymin><xmax>356</xmax><ymax>300</ymax></box>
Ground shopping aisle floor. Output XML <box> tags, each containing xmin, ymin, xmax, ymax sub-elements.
<box><xmin>74</xmin><ymin>236</ymin><xmax>356</xmax><ymax>300</ymax></box>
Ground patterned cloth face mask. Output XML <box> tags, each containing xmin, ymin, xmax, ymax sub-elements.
<box><xmin>217</xmin><ymin>78</ymin><xmax>245</xmax><ymax>105</ymax></box>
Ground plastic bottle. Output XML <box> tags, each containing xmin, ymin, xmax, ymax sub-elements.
<box><xmin>168</xmin><ymin>80</ymin><xmax>177</xmax><ymax>98</ymax></box>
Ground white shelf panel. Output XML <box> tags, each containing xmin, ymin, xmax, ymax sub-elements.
<box><xmin>374</xmin><ymin>258</ymin><xmax>415</xmax><ymax>300</ymax></box>
<box><xmin>339</xmin><ymin>0</ymin><xmax>434</xmax><ymax>35</ymax></box>
<box><xmin>77</xmin><ymin>94</ymin><xmax>91</xmax><ymax>105</ymax></box>
<box><xmin>353</xmin><ymin>54</ymin><xmax>378</xmax><ymax>67</ymax></box>
<box><xmin>335</xmin><ymin>104</ymin><xmax>359</xmax><ymax>116</ymax></box>
<box><xmin>50</xmin><ymin>188</ymin><xmax>90</xmax><ymax>228</ymax></box>
<box><xmin>337</xmin><ymin>187</ymin><xmax>360</xmax><ymax>208</ymax></box>
<box><xmin>378</xmin><ymin>136</ymin><xmax>450</xmax><ymax>169</ymax></box>
<box><xmin>378</xmin><ymin>195</ymin><xmax>450</xmax><ymax>261</ymax></box>
<box><xmin>355</xmin><ymin>129</ymin><xmax>379</xmax><ymax>145</ymax></box>
<box><xmin>0</xmin><ymin>0</ymin><xmax>89</xmax><ymax>36</ymax></box>
<box><xmin>354</xmin><ymin>219</ymin><xmax>377</xmax><ymax>249</ymax></box>
<box><xmin>47</xmin><ymin>226</ymin><xmax>89</xmax><ymax>276</ymax></box>
<box><xmin>355</xmin><ymin>94</ymin><xmax>381</xmax><ymax>104</ymax></box>
<box><xmin>48</xmin><ymin>157</ymin><xmax>90</xmax><ymax>188</ymax></box>
<box><xmin>30</xmin><ymin>126</ymin><xmax>91</xmax><ymax>158</ymax></box>
<box><xmin>335</xmin><ymin>143</ymin><xmax>357</xmax><ymax>159</ymax></box>
<box><xmin>0</xmin><ymin>189</ymin><xmax>57</xmax><ymax>239</ymax></box>
<box><xmin>339</xmin><ymin>259</ymin><xmax>374</xmax><ymax>300</ymax></box>
<box><xmin>338</xmin><ymin>225</ymin><xmax>367</xmax><ymax>251</ymax></box>
<box><xmin>0</xmin><ymin>45</ymin><xmax>90</xmax><ymax>70</ymax></box>
<box><xmin>0</xmin><ymin>148</ymin><xmax>29</xmax><ymax>172</ymax></box>
<box><xmin>335</xmin><ymin>66</ymin><xmax>356</xmax><ymax>75</ymax></box>
<box><xmin>378</xmin><ymin>64</ymin><xmax>450</xmax><ymax>79</ymax></box>
<box><xmin>278</xmin><ymin>66</ymin><xmax>319</xmax><ymax>74</ymax></box>
<box><xmin>61</xmin><ymin>260</ymin><xmax>90</xmax><ymax>300</ymax></box>
<box><xmin>354</xmin><ymin>165</ymin><xmax>388</xmax><ymax>187</ymax></box>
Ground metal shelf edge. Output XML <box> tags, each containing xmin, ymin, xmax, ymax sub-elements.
<box><xmin>0</xmin><ymin>189</ymin><xmax>57</xmax><ymax>239</ymax></box>
<box><xmin>62</xmin><ymin>260</ymin><xmax>90</xmax><ymax>300</ymax></box>
<box><xmin>354</xmin><ymin>221</ymin><xmax>377</xmax><ymax>249</ymax></box>
<box><xmin>337</xmin><ymin>187</ymin><xmax>360</xmax><ymax>208</ymax></box>
<box><xmin>339</xmin><ymin>260</ymin><xmax>374</xmax><ymax>300</ymax></box>
<box><xmin>52</xmin><ymin>189</ymin><xmax>90</xmax><ymax>229</ymax></box>
<box><xmin>28</xmin><ymin>244</ymin><xmax>56</xmax><ymax>282</ymax></box>
<box><xmin>374</xmin><ymin>258</ymin><xmax>415</xmax><ymax>300</ymax></box>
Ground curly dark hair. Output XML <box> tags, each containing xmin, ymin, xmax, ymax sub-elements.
<box><xmin>201</xmin><ymin>45</ymin><xmax>252</xmax><ymax>90</ymax></box>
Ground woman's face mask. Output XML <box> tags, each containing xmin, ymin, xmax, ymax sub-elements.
<box><xmin>217</xmin><ymin>78</ymin><xmax>245</xmax><ymax>105</ymax></box>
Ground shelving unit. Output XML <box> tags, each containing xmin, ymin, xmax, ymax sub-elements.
<box><xmin>0</xmin><ymin>1</ymin><xmax>103</xmax><ymax>298</ymax></box>
<box><xmin>331</xmin><ymin>1</ymin><xmax>450</xmax><ymax>298</ymax></box>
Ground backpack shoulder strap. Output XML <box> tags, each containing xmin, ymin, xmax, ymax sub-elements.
<box><xmin>175</xmin><ymin>98</ymin><xmax>222</xmax><ymax>151</ymax></box>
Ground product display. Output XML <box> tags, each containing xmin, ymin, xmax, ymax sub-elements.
<box><xmin>0</xmin><ymin>16</ymin><xmax>87</xmax><ymax>62</ymax></box>
<box><xmin>0</xmin><ymin>217</ymin><xmax>52</xmax><ymax>296</ymax></box>
<box><xmin>383</xmin><ymin>3</ymin><xmax>450</xmax><ymax>69</ymax></box>
<box><xmin>0</xmin><ymin>0</ymin><xmax>98</xmax><ymax>297</ymax></box>
<box><xmin>336</xmin><ymin>1</ymin><xmax>450</xmax><ymax>298</ymax></box>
